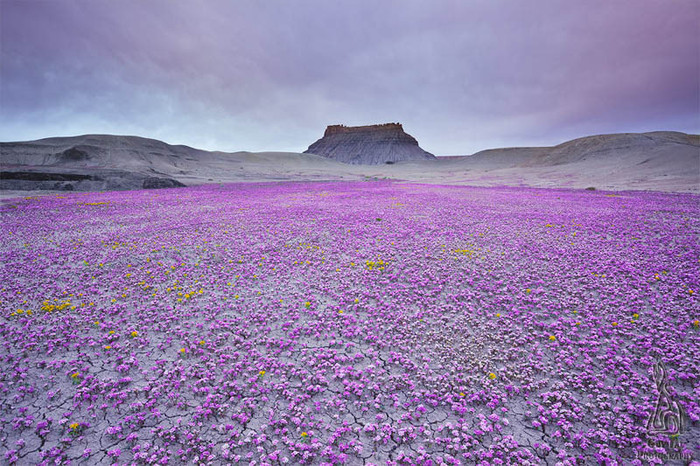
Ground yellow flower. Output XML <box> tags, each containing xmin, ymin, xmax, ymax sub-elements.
<box><xmin>525</xmin><ymin>288</ymin><xmax>531</xmax><ymax>294</ymax></box>
<box><xmin>130</xmin><ymin>331</ymin><xmax>138</xmax><ymax>338</ymax></box>
<box><xmin>693</xmin><ymin>319</ymin><xmax>699</xmax><ymax>328</ymax></box>
<box><xmin>71</xmin><ymin>372</ymin><xmax>79</xmax><ymax>379</ymax></box>
<box><xmin>338</xmin><ymin>310</ymin><xmax>343</xmax><ymax>314</ymax></box>
<box><xmin>199</xmin><ymin>340</ymin><xmax>206</xmax><ymax>346</ymax></box>
<box><xmin>459</xmin><ymin>392</ymin><xmax>465</xmax><ymax>397</ymax></box>
<box><xmin>179</xmin><ymin>348</ymin><xmax>186</xmax><ymax>354</ymax></box>
<box><xmin>488</xmin><ymin>372</ymin><xmax>496</xmax><ymax>380</ymax></box>
<box><xmin>612</xmin><ymin>322</ymin><xmax>618</xmax><ymax>327</ymax></box>
<box><xmin>495</xmin><ymin>313</ymin><xmax>501</xmax><ymax>318</ymax></box>
<box><xmin>354</xmin><ymin>298</ymin><xmax>359</xmax><ymax>304</ymax></box>
<box><xmin>104</xmin><ymin>345</ymin><xmax>111</xmax><ymax>350</ymax></box>
<box><xmin>259</xmin><ymin>370</ymin><xmax>266</xmax><ymax>377</ymax></box>
<box><xmin>549</xmin><ymin>335</ymin><xmax>556</xmax><ymax>341</ymax></box>
<box><xmin>108</xmin><ymin>330</ymin><xmax>115</xmax><ymax>335</ymax></box>
<box><xmin>69</xmin><ymin>422</ymin><xmax>79</xmax><ymax>430</ymax></box>
<box><xmin>301</xmin><ymin>432</ymin><xmax>308</xmax><ymax>438</ymax></box>
<box><xmin>632</xmin><ymin>313</ymin><xmax>639</xmax><ymax>319</ymax></box>
<box><xmin>94</xmin><ymin>321</ymin><xmax>100</xmax><ymax>326</ymax></box>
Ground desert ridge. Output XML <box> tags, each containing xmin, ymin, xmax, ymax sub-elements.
<box><xmin>0</xmin><ymin>130</ymin><xmax>698</xmax><ymax>195</ymax></box>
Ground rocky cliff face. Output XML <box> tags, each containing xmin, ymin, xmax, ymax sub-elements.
<box><xmin>304</xmin><ymin>123</ymin><xmax>435</xmax><ymax>165</ymax></box>
<box><xmin>0</xmin><ymin>135</ymin><xmax>194</xmax><ymax>192</ymax></box>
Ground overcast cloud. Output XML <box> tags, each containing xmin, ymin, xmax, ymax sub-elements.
<box><xmin>1</xmin><ymin>0</ymin><xmax>698</xmax><ymax>154</ymax></box>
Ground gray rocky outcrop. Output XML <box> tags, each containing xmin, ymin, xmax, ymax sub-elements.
<box><xmin>142</xmin><ymin>176</ymin><xmax>186</xmax><ymax>189</ymax></box>
<box><xmin>0</xmin><ymin>135</ymin><xmax>194</xmax><ymax>192</ymax></box>
<box><xmin>304</xmin><ymin>123</ymin><xmax>435</xmax><ymax>165</ymax></box>
<box><xmin>0</xmin><ymin>168</ymin><xmax>185</xmax><ymax>192</ymax></box>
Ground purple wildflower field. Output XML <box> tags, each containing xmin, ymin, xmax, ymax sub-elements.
<box><xmin>0</xmin><ymin>181</ymin><xmax>698</xmax><ymax>465</ymax></box>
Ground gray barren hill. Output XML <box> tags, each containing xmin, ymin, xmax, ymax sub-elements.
<box><xmin>0</xmin><ymin>134</ymin><xmax>348</xmax><ymax>192</ymax></box>
<box><xmin>304</xmin><ymin>123</ymin><xmax>436</xmax><ymax>165</ymax></box>
<box><xmin>1</xmin><ymin>130</ymin><xmax>698</xmax><ymax>195</ymax></box>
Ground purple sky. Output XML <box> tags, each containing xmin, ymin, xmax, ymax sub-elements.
<box><xmin>1</xmin><ymin>0</ymin><xmax>698</xmax><ymax>155</ymax></box>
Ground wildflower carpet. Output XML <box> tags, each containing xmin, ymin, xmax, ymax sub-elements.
<box><xmin>0</xmin><ymin>181</ymin><xmax>698</xmax><ymax>464</ymax></box>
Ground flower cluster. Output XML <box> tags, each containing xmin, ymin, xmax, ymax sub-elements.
<box><xmin>0</xmin><ymin>181</ymin><xmax>697</xmax><ymax>464</ymax></box>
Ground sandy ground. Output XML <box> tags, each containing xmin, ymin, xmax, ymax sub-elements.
<box><xmin>2</xmin><ymin>160</ymin><xmax>696</xmax><ymax>202</ymax></box>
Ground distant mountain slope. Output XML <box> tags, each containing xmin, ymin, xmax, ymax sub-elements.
<box><xmin>464</xmin><ymin>131</ymin><xmax>698</xmax><ymax>168</ymax></box>
<box><xmin>0</xmin><ymin>134</ymin><xmax>351</xmax><ymax>191</ymax></box>
<box><xmin>411</xmin><ymin>131</ymin><xmax>699</xmax><ymax>191</ymax></box>
<box><xmin>1</xmin><ymin>131</ymin><xmax>698</xmax><ymax>194</ymax></box>
<box><xmin>1</xmin><ymin>134</ymin><xmax>218</xmax><ymax>171</ymax></box>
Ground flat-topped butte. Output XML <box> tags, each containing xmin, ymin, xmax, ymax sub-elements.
<box><xmin>323</xmin><ymin>123</ymin><xmax>404</xmax><ymax>136</ymax></box>
<box><xmin>306</xmin><ymin>122</ymin><xmax>436</xmax><ymax>165</ymax></box>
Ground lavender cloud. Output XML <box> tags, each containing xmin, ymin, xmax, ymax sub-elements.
<box><xmin>1</xmin><ymin>0</ymin><xmax>697</xmax><ymax>154</ymax></box>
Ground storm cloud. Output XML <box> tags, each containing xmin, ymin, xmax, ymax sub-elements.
<box><xmin>1</xmin><ymin>0</ymin><xmax>697</xmax><ymax>154</ymax></box>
